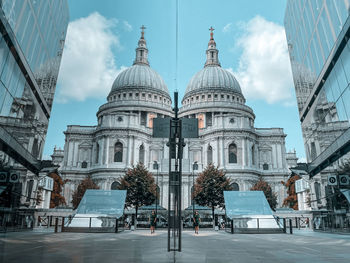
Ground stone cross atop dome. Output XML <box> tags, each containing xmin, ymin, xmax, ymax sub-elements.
<box><xmin>205</xmin><ymin>26</ymin><xmax>220</xmax><ymax>67</ymax></box>
<box><xmin>134</xmin><ymin>25</ymin><xmax>149</xmax><ymax>66</ymax></box>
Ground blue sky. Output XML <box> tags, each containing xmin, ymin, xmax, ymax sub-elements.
<box><xmin>44</xmin><ymin>0</ymin><xmax>306</xmax><ymax>161</ymax></box>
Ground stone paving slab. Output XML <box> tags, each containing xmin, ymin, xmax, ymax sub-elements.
<box><xmin>1</xmin><ymin>229</ymin><xmax>350</xmax><ymax>263</ymax></box>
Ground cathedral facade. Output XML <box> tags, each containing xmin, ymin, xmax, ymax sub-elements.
<box><xmin>52</xmin><ymin>29</ymin><xmax>297</xmax><ymax>209</ymax></box>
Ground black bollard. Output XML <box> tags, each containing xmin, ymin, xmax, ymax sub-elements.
<box><xmin>61</xmin><ymin>217</ymin><xmax>65</xmax><ymax>232</ymax></box>
<box><xmin>289</xmin><ymin>219</ymin><xmax>293</xmax><ymax>234</ymax></box>
<box><xmin>115</xmin><ymin>218</ymin><xmax>118</xmax><ymax>233</ymax></box>
<box><xmin>54</xmin><ymin>217</ymin><xmax>58</xmax><ymax>233</ymax></box>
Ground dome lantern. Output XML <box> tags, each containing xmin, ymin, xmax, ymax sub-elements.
<box><xmin>183</xmin><ymin>28</ymin><xmax>243</xmax><ymax>99</ymax></box>
<box><xmin>133</xmin><ymin>25</ymin><xmax>149</xmax><ymax>66</ymax></box>
<box><xmin>205</xmin><ymin>26</ymin><xmax>220</xmax><ymax>67</ymax></box>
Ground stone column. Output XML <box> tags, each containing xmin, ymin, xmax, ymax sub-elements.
<box><xmin>217</xmin><ymin>137</ymin><xmax>220</xmax><ymax>167</ymax></box>
<box><xmin>105</xmin><ymin>137</ymin><xmax>110</xmax><ymax>165</ymax></box>
<box><xmin>220</xmin><ymin>137</ymin><xmax>225</xmax><ymax>169</ymax></box>
<box><xmin>242</xmin><ymin>138</ymin><xmax>246</xmax><ymax>167</ymax></box>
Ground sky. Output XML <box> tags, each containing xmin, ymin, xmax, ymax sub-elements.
<box><xmin>43</xmin><ymin>0</ymin><xmax>306</xmax><ymax>161</ymax></box>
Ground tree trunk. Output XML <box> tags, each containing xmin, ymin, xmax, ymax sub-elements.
<box><xmin>212</xmin><ymin>206</ymin><xmax>215</xmax><ymax>228</ymax></box>
<box><xmin>135</xmin><ymin>205</ymin><xmax>138</xmax><ymax>229</ymax></box>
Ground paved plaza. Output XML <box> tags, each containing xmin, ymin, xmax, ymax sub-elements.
<box><xmin>1</xmin><ymin>229</ymin><xmax>350</xmax><ymax>263</ymax></box>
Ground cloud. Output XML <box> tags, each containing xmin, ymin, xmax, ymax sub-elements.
<box><xmin>232</xmin><ymin>16</ymin><xmax>294</xmax><ymax>104</ymax></box>
<box><xmin>123</xmin><ymin>20</ymin><xmax>133</xmax><ymax>32</ymax></box>
<box><xmin>297</xmin><ymin>157</ymin><xmax>307</xmax><ymax>163</ymax></box>
<box><xmin>57</xmin><ymin>12</ymin><xmax>123</xmax><ymax>102</ymax></box>
<box><xmin>222</xmin><ymin>23</ymin><xmax>232</xmax><ymax>33</ymax></box>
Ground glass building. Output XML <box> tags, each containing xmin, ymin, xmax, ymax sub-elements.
<box><xmin>0</xmin><ymin>0</ymin><xmax>69</xmax><ymax>211</ymax></box>
<box><xmin>285</xmin><ymin>0</ymin><xmax>350</xmax><ymax>177</ymax></box>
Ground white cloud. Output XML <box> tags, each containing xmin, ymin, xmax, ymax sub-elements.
<box><xmin>297</xmin><ymin>157</ymin><xmax>307</xmax><ymax>163</ymax></box>
<box><xmin>222</xmin><ymin>23</ymin><xmax>232</xmax><ymax>33</ymax></box>
<box><xmin>123</xmin><ymin>20</ymin><xmax>133</xmax><ymax>32</ymax></box>
<box><xmin>57</xmin><ymin>12</ymin><xmax>123</xmax><ymax>102</ymax></box>
<box><xmin>232</xmin><ymin>16</ymin><xmax>294</xmax><ymax>104</ymax></box>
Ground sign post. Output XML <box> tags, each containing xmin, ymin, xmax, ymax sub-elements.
<box><xmin>153</xmin><ymin>91</ymin><xmax>198</xmax><ymax>252</ymax></box>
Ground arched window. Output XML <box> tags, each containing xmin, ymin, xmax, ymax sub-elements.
<box><xmin>114</xmin><ymin>142</ymin><xmax>123</xmax><ymax>162</ymax></box>
<box><xmin>207</xmin><ymin>145</ymin><xmax>213</xmax><ymax>165</ymax></box>
<box><xmin>231</xmin><ymin>183</ymin><xmax>239</xmax><ymax>191</ymax></box>
<box><xmin>314</xmin><ymin>182</ymin><xmax>321</xmax><ymax>204</ymax></box>
<box><xmin>263</xmin><ymin>163</ymin><xmax>269</xmax><ymax>170</ymax></box>
<box><xmin>32</xmin><ymin>138</ymin><xmax>39</xmax><ymax>158</ymax></box>
<box><xmin>81</xmin><ymin>161</ymin><xmax>87</xmax><ymax>168</ymax></box>
<box><xmin>229</xmin><ymin>143</ymin><xmax>237</xmax><ymax>163</ymax></box>
<box><xmin>139</xmin><ymin>144</ymin><xmax>145</xmax><ymax>164</ymax></box>
<box><xmin>251</xmin><ymin>145</ymin><xmax>255</xmax><ymax>165</ymax></box>
<box><xmin>310</xmin><ymin>142</ymin><xmax>317</xmax><ymax>160</ymax></box>
<box><xmin>95</xmin><ymin>143</ymin><xmax>99</xmax><ymax>163</ymax></box>
<box><xmin>111</xmin><ymin>181</ymin><xmax>121</xmax><ymax>190</ymax></box>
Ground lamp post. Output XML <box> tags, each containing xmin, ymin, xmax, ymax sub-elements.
<box><xmin>192</xmin><ymin>161</ymin><xmax>198</xmax><ymax>224</ymax></box>
<box><xmin>153</xmin><ymin>161</ymin><xmax>159</xmax><ymax>221</ymax></box>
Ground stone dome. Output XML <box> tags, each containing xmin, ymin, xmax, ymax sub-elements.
<box><xmin>185</xmin><ymin>66</ymin><xmax>242</xmax><ymax>96</ymax></box>
<box><xmin>109</xmin><ymin>27</ymin><xmax>170</xmax><ymax>97</ymax></box>
<box><xmin>111</xmin><ymin>64</ymin><xmax>169</xmax><ymax>95</ymax></box>
<box><xmin>184</xmin><ymin>27</ymin><xmax>242</xmax><ymax>98</ymax></box>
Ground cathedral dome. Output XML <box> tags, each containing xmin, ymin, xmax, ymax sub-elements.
<box><xmin>109</xmin><ymin>26</ymin><xmax>170</xmax><ymax>97</ymax></box>
<box><xmin>184</xmin><ymin>27</ymin><xmax>242</xmax><ymax>98</ymax></box>
<box><xmin>185</xmin><ymin>66</ymin><xmax>242</xmax><ymax>95</ymax></box>
<box><xmin>111</xmin><ymin>64</ymin><xmax>169</xmax><ymax>95</ymax></box>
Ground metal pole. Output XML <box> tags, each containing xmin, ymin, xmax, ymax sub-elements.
<box><xmin>54</xmin><ymin>217</ymin><xmax>58</xmax><ymax>233</ymax></box>
<box><xmin>192</xmin><ymin>162</ymin><xmax>197</xmax><ymax>230</ymax></box>
<box><xmin>289</xmin><ymin>219</ymin><xmax>293</xmax><ymax>234</ymax></box>
<box><xmin>115</xmin><ymin>218</ymin><xmax>118</xmax><ymax>233</ymax></box>
<box><xmin>156</xmin><ymin>164</ymin><xmax>158</xmax><ymax>227</ymax></box>
<box><xmin>61</xmin><ymin>217</ymin><xmax>65</xmax><ymax>232</ymax></box>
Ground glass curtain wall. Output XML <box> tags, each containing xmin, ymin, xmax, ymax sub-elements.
<box><xmin>285</xmin><ymin>0</ymin><xmax>350</xmax><ymax>172</ymax></box>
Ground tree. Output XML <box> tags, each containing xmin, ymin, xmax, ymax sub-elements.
<box><xmin>282</xmin><ymin>174</ymin><xmax>300</xmax><ymax>210</ymax></box>
<box><xmin>193</xmin><ymin>164</ymin><xmax>232</xmax><ymax>220</ymax></box>
<box><xmin>250</xmin><ymin>177</ymin><xmax>278</xmax><ymax>210</ymax></box>
<box><xmin>48</xmin><ymin>172</ymin><xmax>66</xmax><ymax>208</ymax></box>
<box><xmin>118</xmin><ymin>163</ymin><xmax>157</xmax><ymax>218</ymax></box>
<box><xmin>71</xmin><ymin>176</ymin><xmax>99</xmax><ymax>209</ymax></box>
<box><xmin>337</xmin><ymin>160</ymin><xmax>350</xmax><ymax>175</ymax></box>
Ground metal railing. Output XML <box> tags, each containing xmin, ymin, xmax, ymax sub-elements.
<box><xmin>61</xmin><ymin>216</ymin><xmax>125</xmax><ymax>233</ymax></box>
<box><xmin>225</xmin><ymin>217</ymin><xmax>289</xmax><ymax>234</ymax></box>
<box><xmin>0</xmin><ymin>210</ymin><xmax>35</xmax><ymax>232</ymax></box>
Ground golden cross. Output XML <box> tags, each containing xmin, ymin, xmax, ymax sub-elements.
<box><xmin>140</xmin><ymin>25</ymin><xmax>146</xmax><ymax>38</ymax></box>
<box><xmin>209</xmin><ymin>26</ymin><xmax>214</xmax><ymax>39</ymax></box>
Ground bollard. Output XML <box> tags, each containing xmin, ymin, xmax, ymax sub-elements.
<box><xmin>231</xmin><ymin>219</ymin><xmax>234</xmax><ymax>234</ymax></box>
<box><xmin>62</xmin><ymin>217</ymin><xmax>65</xmax><ymax>232</ymax></box>
<box><xmin>54</xmin><ymin>217</ymin><xmax>59</xmax><ymax>233</ymax></box>
<box><xmin>115</xmin><ymin>218</ymin><xmax>118</xmax><ymax>233</ymax></box>
<box><xmin>89</xmin><ymin>217</ymin><xmax>92</xmax><ymax>229</ymax></box>
<box><xmin>283</xmin><ymin>218</ymin><xmax>286</xmax><ymax>233</ymax></box>
<box><xmin>289</xmin><ymin>219</ymin><xmax>293</xmax><ymax>234</ymax></box>
<box><xmin>257</xmin><ymin>218</ymin><xmax>260</xmax><ymax>232</ymax></box>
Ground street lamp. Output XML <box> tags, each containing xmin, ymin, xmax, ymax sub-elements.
<box><xmin>153</xmin><ymin>161</ymin><xmax>159</xmax><ymax>222</ymax></box>
<box><xmin>192</xmin><ymin>161</ymin><xmax>198</xmax><ymax>223</ymax></box>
